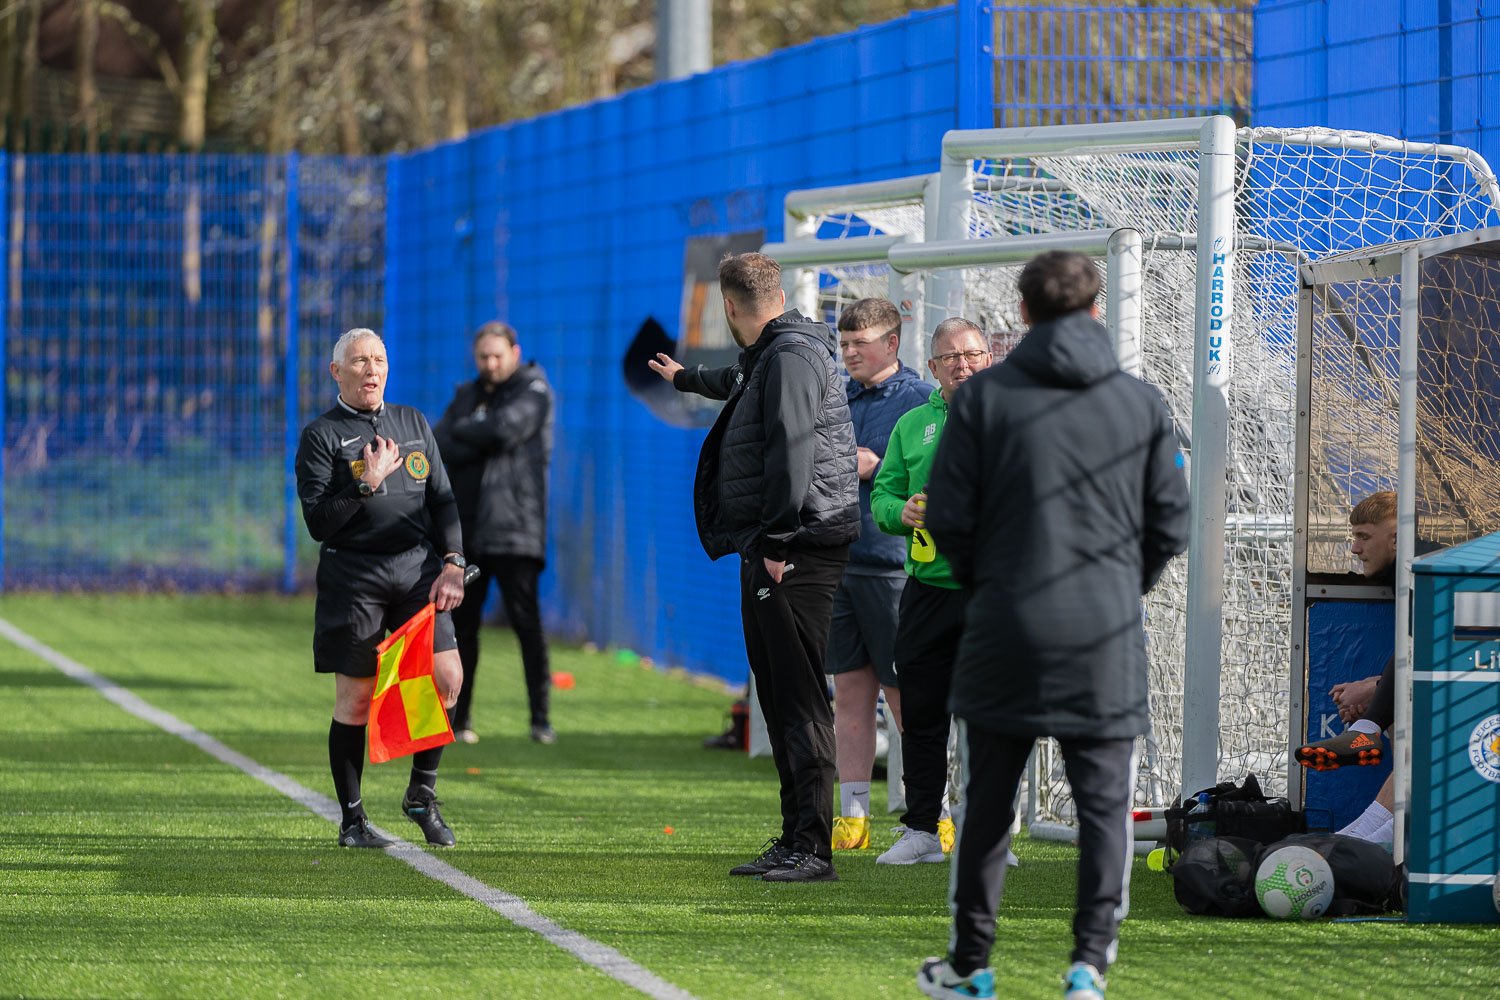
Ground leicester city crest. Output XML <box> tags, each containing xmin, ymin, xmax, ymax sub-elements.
<box><xmin>404</xmin><ymin>451</ymin><xmax>430</xmax><ymax>481</ymax></box>
<box><xmin>1469</xmin><ymin>714</ymin><xmax>1500</xmax><ymax>784</ymax></box>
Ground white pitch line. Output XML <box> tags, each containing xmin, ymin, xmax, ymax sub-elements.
<box><xmin>0</xmin><ymin>618</ymin><xmax>698</xmax><ymax>1000</ymax></box>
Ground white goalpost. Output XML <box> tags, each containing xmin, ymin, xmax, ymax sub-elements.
<box><xmin>758</xmin><ymin>119</ymin><xmax>1500</xmax><ymax>844</ymax></box>
<box><xmin>922</xmin><ymin>116</ymin><xmax>1500</xmax><ymax>832</ymax></box>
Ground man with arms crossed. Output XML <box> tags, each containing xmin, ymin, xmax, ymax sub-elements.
<box><xmin>435</xmin><ymin>321</ymin><xmax>557</xmax><ymax>746</ymax></box>
<box><xmin>918</xmin><ymin>253</ymin><xmax>1189</xmax><ymax>1000</ymax></box>
<box><xmin>827</xmin><ymin>297</ymin><xmax>931</xmax><ymax>852</ymax></box>
<box><xmin>869</xmin><ymin>317</ymin><xmax>992</xmax><ymax>864</ymax></box>
<box><xmin>297</xmin><ymin>327</ymin><xmax>468</xmax><ymax>849</ymax></box>
<box><xmin>649</xmin><ymin>252</ymin><xmax>859</xmax><ymax>882</ymax></box>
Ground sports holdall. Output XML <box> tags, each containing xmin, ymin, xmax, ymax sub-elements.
<box><xmin>1163</xmin><ymin>773</ymin><xmax>1305</xmax><ymax>860</ymax></box>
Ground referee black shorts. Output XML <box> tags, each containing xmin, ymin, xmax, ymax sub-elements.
<box><xmin>312</xmin><ymin>543</ymin><xmax>458</xmax><ymax>677</ymax></box>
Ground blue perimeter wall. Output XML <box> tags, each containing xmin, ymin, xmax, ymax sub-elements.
<box><xmin>383</xmin><ymin>5</ymin><xmax>991</xmax><ymax>684</ymax></box>
<box><xmin>1256</xmin><ymin>0</ymin><xmax>1500</xmax><ymax>160</ymax></box>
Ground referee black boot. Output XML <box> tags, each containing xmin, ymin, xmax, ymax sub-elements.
<box><xmin>338</xmin><ymin>816</ymin><xmax>394</xmax><ymax>849</ymax></box>
<box><xmin>402</xmin><ymin>786</ymin><xmax>456</xmax><ymax>847</ymax></box>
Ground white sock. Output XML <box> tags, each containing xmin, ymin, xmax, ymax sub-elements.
<box><xmin>840</xmin><ymin>781</ymin><xmax>871</xmax><ymax>819</ymax></box>
<box><xmin>1349</xmin><ymin>719</ymin><xmax>1381</xmax><ymax>736</ymax></box>
<box><xmin>1337</xmin><ymin>800</ymin><xmax>1392</xmax><ymax>839</ymax></box>
<box><xmin>1366</xmin><ymin>815</ymin><xmax>1394</xmax><ymax>846</ymax></box>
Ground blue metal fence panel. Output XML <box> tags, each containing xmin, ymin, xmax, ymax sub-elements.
<box><xmin>1256</xmin><ymin>1</ymin><xmax>1500</xmax><ymax>168</ymax></box>
<box><xmin>1</xmin><ymin>153</ymin><xmax>384</xmax><ymax>590</ymax></box>
<box><xmin>384</xmin><ymin>6</ymin><xmax>981</xmax><ymax>683</ymax></box>
<box><xmin>992</xmin><ymin>3</ymin><xmax>1254</xmax><ymax>127</ymax></box>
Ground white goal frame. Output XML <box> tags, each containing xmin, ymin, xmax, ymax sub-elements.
<box><xmin>931</xmin><ymin>116</ymin><xmax>1500</xmax><ymax>809</ymax></box>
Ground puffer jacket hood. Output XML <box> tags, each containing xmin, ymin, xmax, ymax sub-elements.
<box><xmin>1006</xmin><ymin>310</ymin><xmax>1118</xmax><ymax>388</ymax></box>
<box><xmin>752</xmin><ymin>310</ymin><xmax>840</xmax><ymax>363</ymax></box>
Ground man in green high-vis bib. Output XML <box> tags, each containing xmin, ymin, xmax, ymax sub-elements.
<box><xmin>869</xmin><ymin>317</ymin><xmax>993</xmax><ymax>865</ymax></box>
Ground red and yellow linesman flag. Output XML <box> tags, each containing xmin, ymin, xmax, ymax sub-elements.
<box><xmin>369</xmin><ymin>603</ymin><xmax>454</xmax><ymax>763</ymax></box>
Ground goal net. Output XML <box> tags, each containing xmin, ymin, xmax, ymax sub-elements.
<box><xmin>774</xmin><ymin>175</ymin><xmax>936</xmax><ymax>371</ymax></box>
<box><xmin>929</xmin><ymin>121</ymin><xmax>1500</xmax><ymax>827</ymax></box>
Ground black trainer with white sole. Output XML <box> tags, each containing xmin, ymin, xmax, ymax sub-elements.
<box><xmin>729</xmin><ymin>839</ymin><xmax>793</xmax><ymax>876</ymax></box>
<box><xmin>338</xmin><ymin>816</ymin><xmax>394</xmax><ymax>849</ymax></box>
<box><xmin>759</xmin><ymin>851</ymin><xmax>837</xmax><ymax>882</ymax></box>
<box><xmin>402</xmin><ymin>786</ymin><xmax>456</xmax><ymax>847</ymax></box>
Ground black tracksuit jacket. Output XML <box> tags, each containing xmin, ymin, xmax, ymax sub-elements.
<box><xmin>925</xmin><ymin>311</ymin><xmax>1191</xmax><ymax>740</ymax></box>
<box><xmin>432</xmin><ymin>363</ymin><xmax>554</xmax><ymax>562</ymax></box>
<box><xmin>673</xmin><ymin>310</ymin><xmax>860</xmax><ymax>562</ymax></box>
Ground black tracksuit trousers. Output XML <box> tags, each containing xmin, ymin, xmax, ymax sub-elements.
<box><xmin>950</xmin><ymin>727</ymin><xmax>1136</xmax><ymax>975</ymax></box>
<box><xmin>893</xmin><ymin>577</ymin><xmax>968</xmax><ymax>834</ymax></box>
<box><xmin>449</xmin><ymin>554</ymin><xmax>551</xmax><ymax>730</ymax></box>
<box><xmin>740</xmin><ymin>545</ymin><xmax>847</xmax><ymax>860</ymax></box>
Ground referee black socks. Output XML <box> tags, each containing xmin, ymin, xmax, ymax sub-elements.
<box><xmin>329</xmin><ymin>719</ymin><xmax>368</xmax><ymax>825</ymax></box>
<box><xmin>407</xmin><ymin>745</ymin><xmax>443</xmax><ymax>799</ymax></box>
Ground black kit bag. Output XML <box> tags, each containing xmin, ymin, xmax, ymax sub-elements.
<box><xmin>1169</xmin><ymin>835</ymin><xmax>1265</xmax><ymax>917</ymax></box>
<box><xmin>1256</xmin><ymin>833</ymin><xmax>1406</xmax><ymax>916</ymax></box>
<box><xmin>1163</xmin><ymin>773</ymin><xmax>1305</xmax><ymax>860</ymax></box>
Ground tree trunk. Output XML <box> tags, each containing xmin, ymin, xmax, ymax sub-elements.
<box><xmin>405</xmin><ymin>0</ymin><xmax>433</xmax><ymax>147</ymax></box>
<box><xmin>179</xmin><ymin>0</ymin><xmax>215</xmax><ymax>150</ymax></box>
<box><xmin>6</xmin><ymin>0</ymin><xmax>40</xmax><ymax>151</ymax></box>
<box><xmin>443</xmin><ymin>3</ymin><xmax>469</xmax><ymax>142</ymax></box>
<box><xmin>77</xmin><ymin>0</ymin><xmax>101</xmax><ymax>153</ymax></box>
<box><xmin>259</xmin><ymin>0</ymin><xmax>298</xmax><ymax>392</ymax></box>
<box><xmin>335</xmin><ymin>54</ymin><xmax>361</xmax><ymax>155</ymax></box>
<box><xmin>179</xmin><ymin>0</ymin><xmax>215</xmax><ymax>306</ymax></box>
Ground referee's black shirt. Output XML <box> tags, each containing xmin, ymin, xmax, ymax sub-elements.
<box><xmin>295</xmin><ymin>398</ymin><xmax>463</xmax><ymax>556</ymax></box>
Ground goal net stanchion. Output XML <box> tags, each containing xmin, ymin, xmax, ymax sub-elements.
<box><xmin>1299</xmin><ymin>227</ymin><xmax>1500</xmax><ymax>872</ymax></box>
<box><xmin>921</xmin><ymin>115</ymin><xmax>1500</xmax><ymax>832</ymax></box>
<box><xmin>779</xmin><ymin>173</ymin><xmax>939</xmax><ymax>371</ymax></box>
<box><xmin>888</xmin><ymin>227</ymin><xmax>1146</xmax><ymax>838</ymax></box>
<box><xmin>932</xmin><ymin>116</ymin><xmax>1238</xmax><ymax>812</ymax></box>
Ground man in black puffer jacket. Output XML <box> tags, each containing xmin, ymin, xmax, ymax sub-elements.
<box><xmin>649</xmin><ymin>252</ymin><xmax>859</xmax><ymax>883</ymax></box>
<box><xmin>434</xmin><ymin>321</ymin><xmax>556</xmax><ymax>746</ymax></box>
<box><xmin>916</xmin><ymin>251</ymin><xmax>1190</xmax><ymax>1000</ymax></box>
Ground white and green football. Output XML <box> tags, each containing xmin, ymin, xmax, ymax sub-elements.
<box><xmin>1254</xmin><ymin>845</ymin><xmax>1335</xmax><ymax>920</ymax></box>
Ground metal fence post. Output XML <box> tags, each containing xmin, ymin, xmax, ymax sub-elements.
<box><xmin>282</xmin><ymin>153</ymin><xmax>302</xmax><ymax>594</ymax></box>
<box><xmin>0</xmin><ymin>153</ymin><xmax>9</xmax><ymax>591</ymax></box>
<box><xmin>957</xmin><ymin>2</ymin><xmax>994</xmax><ymax>130</ymax></box>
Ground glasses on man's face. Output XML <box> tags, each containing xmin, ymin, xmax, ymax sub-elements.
<box><xmin>934</xmin><ymin>349</ymin><xmax>990</xmax><ymax>368</ymax></box>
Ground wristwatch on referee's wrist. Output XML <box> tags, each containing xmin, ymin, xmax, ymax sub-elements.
<box><xmin>443</xmin><ymin>553</ymin><xmax>468</xmax><ymax>570</ymax></box>
<box><xmin>356</xmin><ymin>480</ymin><xmax>375</xmax><ymax>497</ymax></box>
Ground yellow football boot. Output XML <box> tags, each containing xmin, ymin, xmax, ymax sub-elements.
<box><xmin>831</xmin><ymin>815</ymin><xmax>871</xmax><ymax>850</ymax></box>
<box><xmin>937</xmin><ymin>817</ymin><xmax>956</xmax><ymax>853</ymax></box>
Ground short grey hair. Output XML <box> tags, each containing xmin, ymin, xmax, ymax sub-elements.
<box><xmin>332</xmin><ymin>328</ymin><xmax>384</xmax><ymax>365</ymax></box>
<box><xmin>930</xmin><ymin>317</ymin><xmax>983</xmax><ymax>355</ymax></box>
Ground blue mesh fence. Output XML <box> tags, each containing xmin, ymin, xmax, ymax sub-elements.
<box><xmin>1</xmin><ymin>153</ymin><xmax>384</xmax><ymax>591</ymax></box>
<box><xmin>2</xmin><ymin>2</ymin><xmax>1279</xmax><ymax>682</ymax></box>
<box><xmin>991</xmin><ymin>3</ymin><xmax>1254</xmax><ymax>126</ymax></box>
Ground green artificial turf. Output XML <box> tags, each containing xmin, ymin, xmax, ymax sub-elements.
<box><xmin>0</xmin><ymin>594</ymin><xmax>1495</xmax><ymax>999</ymax></box>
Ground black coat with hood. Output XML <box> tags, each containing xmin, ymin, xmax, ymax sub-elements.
<box><xmin>924</xmin><ymin>311</ymin><xmax>1190</xmax><ymax>740</ymax></box>
<box><xmin>673</xmin><ymin>310</ymin><xmax>860</xmax><ymax>561</ymax></box>
<box><xmin>432</xmin><ymin>362</ymin><xmax>553</xmax><ymax>562</ymax></box>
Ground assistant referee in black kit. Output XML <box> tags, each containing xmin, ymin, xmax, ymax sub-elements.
<box><xmin>296</xmin><ymin>327</ymin><xmax>470</xmax><ymax>849</ymax></box>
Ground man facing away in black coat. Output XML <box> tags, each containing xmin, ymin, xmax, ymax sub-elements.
<box><xmin>916</xmin><ymin>251</ymin><xmax>1190</xmax><ymax>1000</ymax></box>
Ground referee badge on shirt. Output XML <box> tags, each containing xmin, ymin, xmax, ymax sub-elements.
<box><xmin>404</xmin><ymin>451</ymin><xmax>431</xmax><ymax>481</ymax></box>
<box><xmin>349</xmin><ymin>459</ymin><xmax>367</xmax><ymax>479</ymax></box>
